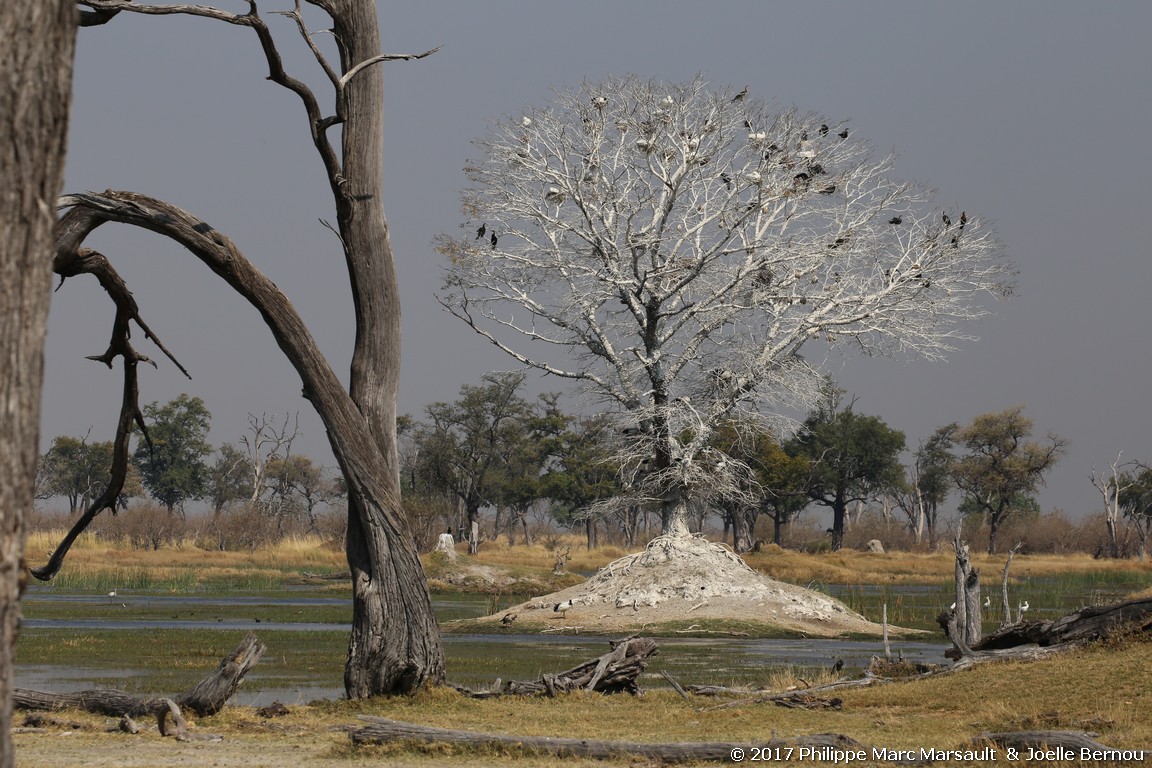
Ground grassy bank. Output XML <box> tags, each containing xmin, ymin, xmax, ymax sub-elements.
<box><xmin>13</xmin><ymin>634</ymin><xmax>1152</xmax><ymax>767</ymax></box>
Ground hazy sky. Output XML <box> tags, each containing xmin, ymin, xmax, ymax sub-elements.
<box><xmin>45</xmin><ymin>1</ymin><xmax>1152</xmax><ymax>523</ymax></box>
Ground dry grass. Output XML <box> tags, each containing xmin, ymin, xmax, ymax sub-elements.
<box><xmin>13</xmin><ymin>636</ymin><xmax>1152</xmax><ymax>767</ymax></box>
<box><xmin>23</xmin><ymin>530</ymin><xmax>347</xmax><ymax>591</ymax></box>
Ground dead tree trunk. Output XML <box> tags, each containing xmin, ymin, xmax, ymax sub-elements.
<box><xmin>36</xmin><ymin>0</ymin><xmax>445</xmax><ymax>698</ymax></box>
<box><xmin>13</xmin><ymin>632</ymin><xmax>265</xmax><ymax>721</ymax></box>
<box><xmin>946</xmin><ymin>534</ymin><xmax>981</xmax><ymax>652</ymax></box>
<box><xmin>0</xmin><ymin>4</ymin><xmax>76</xmax><ymax>767</ymax></box>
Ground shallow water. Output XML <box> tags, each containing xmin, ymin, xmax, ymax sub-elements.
<box><xmin>17</xmin><ymin>588</ymin><xmax>954</xmax><ymax>703</ymax></box>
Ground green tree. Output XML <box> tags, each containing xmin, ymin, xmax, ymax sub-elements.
<box><xmin>895</xmin><ymin>424</ymin><xmax>957</xmax><ymax>547</ymax></box>
<box><xmin>951</xmin><ymin>406</ymin><xmax>1066</xmax><ymax>554</ymax></box>
<box><xmin>540</xmin><ymin>414</ymin><xmax>622</xmax><ymax>547</ymax></box>
<box><xmin>488</xmin><ymin>395</ymin><xmax>569</xmax><ymax>546</ymax></box>
<box><xmin>38</xmin><ymin>435</ymin><xmax>116</xmax><ymax>515</ymax></box>
<box><xmin>416</xmin><ymin>372</ymin><xmax>533</xmax><ymax>552</ymax></box>
<box><xmin>206</xmin><ymin>443</ymin><xmax>250</xmax><ymax>516</ymax></box>
<box><xmin>133</xmin><ymin>394</ymin><xmax>213</xmax><ymax>515</ymax></box>
<box><xmin>787</xmin><ymin>388</ymin><xmax>905</xmax><ymax>551</ymax></box>
<box><xmin>711</xmin><ymin>422</ymin><xmax>811</xmax><ymax>551</ymax></box>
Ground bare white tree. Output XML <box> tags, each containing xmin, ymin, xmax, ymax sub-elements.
<box><xmin>437</xmin><ymin>75</ymin><xmax>1014</xmax><ymax>536</ymax></box>
<box><xmin>241</xmin><ymin>412</ymin><xmax>300</xmax><ymax>504</ymax></box>
<box><xmin>1091</xmin><ymin>452</ymin><xmax>1138</xmax><ymax>558</ymax></box>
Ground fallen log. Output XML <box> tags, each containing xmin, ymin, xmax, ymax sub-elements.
<box><xmin>968</xmin><ymin>729</ymin><xmax>1150</xmax><ymax>756</ymax></box>
<box><xmin>974</xmin><ymin>597</ymin><xmax>1152</xmax><ymax>651</ymax></box>
<box><xmin>452</xmin><ymin>636</ymin><xmax>658</xmax><ymax>697</ymax></box>
<box><xmin>351</xmin><ymin>717</ymin><xmax>875</xmax><ymax>762</ymax></box>
<box><xmin>13</xmin><ymin>632</ymin><xmax>265</xmax><ymax>730</ymax></box>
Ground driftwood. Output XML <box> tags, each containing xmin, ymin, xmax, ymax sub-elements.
<box><xmin>975</xmin><ymin>597</ymin><xmax>1152</xmax><ymax>650</ymax></box>
<box><xmin>452</xmin><ymin>636</ymin><xmax>658</xmax><ymax>697</ymax></box>
<box><xmin>351</xmin><ymin>717</ymin><xmax>873</xmax><ymax>762</ymax></box>
<box><xmin>13</xmin><ymin>632</ymin><xmax>264</xmax><ymax>734</ymax></box>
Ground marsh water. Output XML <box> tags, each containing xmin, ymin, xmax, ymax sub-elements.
<box><xmin>16</xmin><ymin>570</ymin><xmax>1148</xmax><ymax>705</ymax></box>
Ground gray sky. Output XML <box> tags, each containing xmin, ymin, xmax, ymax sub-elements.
<box><xmin>46</xmin><ymin>1</ymin><xmax>1152</xmax><ymax>523</ymax></box>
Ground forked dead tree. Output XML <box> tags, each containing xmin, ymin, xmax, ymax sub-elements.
<box><xmin>36</xmin><ymin>0</ymin><xmax>445</xmax><ymax>697</ymax></box>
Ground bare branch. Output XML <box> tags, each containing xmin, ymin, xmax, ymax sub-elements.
<box><xmin>337</xmin><ymin>46</ymin><xmax>440</xmax><ymax>91</ymax></box>
<box><xmin>437</xmin><ymin>75</ymin><xmax>1015</xmax><ymax>534</ymax></box>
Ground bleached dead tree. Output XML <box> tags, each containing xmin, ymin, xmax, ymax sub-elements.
<box><xmin>437</xmin><ymin>75</ymin><xmax>1014</xmax><ymax>537</ymax></box>
<box><xmin>1090</xmin><ymin>452</ymin><xmax>1137</xmax><ymax>559</ymax></box>
<box><xmin>241</xmin><ymin>412</ymin><xmax>299</xmax><ymax>504</ymax></box>
<box><xmin>38</xmin><ymin>0</ymin><xmax>444</xmax><ymax>698</ymax></box>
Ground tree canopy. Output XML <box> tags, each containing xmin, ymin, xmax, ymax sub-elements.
<box><xmin>133</xmin><ymin>394</ymin><xmax>213</xmax><ymax>514</ymax></box>
<box><xmin>437</xmin><ymin>74</ymin><xmax>1013</xmax><ymax>536</ymax></box>
<box><xmin>952</xmin><ymin>406</ymin><xmax>1065</xmax><ymax>554</ymax></box>
<box><xmin>786</xmin><ymin>389</ymin><xmax>905</xmax><ymax>551</ymax></box>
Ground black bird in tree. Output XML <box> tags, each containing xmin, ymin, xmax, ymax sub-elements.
<box><xmin>959</xmin><ymin>211</ymin><xmax>968</xmax><ymax>230</ymax></box>
<box><xmin>889</xmin><ymin>216</ymin><xmax>903</xmax><ymax>225</ymax></box>
<box><xmin>819</xmin><ymin>124</ymin><xmax>829</xmax><ymax>137</ymax></box>
<box><xmin>490</xmin><ymin>231</ymin><xmax>498</xmax><ymax>250</ymax></box>
<box><xmin>476</xmin><ymin>223</ymin><xmax>486</xmax><ymax>240</ymax></box>
<box><xmin>732</xmin><ymin>85</ymin><xmax>749</xmax><ymax>103</ymax></box>
<box><xmin>838</xmin><ymin>128</ymin><xmax>849</xmax><ymax>139</ymax></box>
<box><xmin>941</xmin><ymin>211</ymin><xmax>952</xmax><ymax>228</ymax></box>
<box><xmin>819</xmin><ymin>184</ymin><xmax>836</xmax><ymax>195</ymax></box>
<box><xmin>720</xmin><ymin>172</ymin><xmax>733</xmax><ymax>190</ymax></box>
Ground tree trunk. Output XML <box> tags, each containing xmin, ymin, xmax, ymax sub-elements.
<box><xmin>295</xmin><ymin>0</ymin><xmax>445</xmax><ymax>698</ymax></box>
<box><xmin>830</xmin><ymin>492</ymin><xmax>847</xmax><ymax>551</ymax></box>
<box><xmin>0</xmin><ymin>4</ymin><xmax>76</xmax><ymax>766</ymax></box>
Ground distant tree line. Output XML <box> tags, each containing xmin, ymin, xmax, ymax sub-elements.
<box><xmin>35</xmin><ymin>394</ymin><xmax>345</xmax><ymax>548</ymax></box>
<box><xmin>38</xmin><ymin>384</ymin><xmax>1152</xmax><ymax>560</ymax></box>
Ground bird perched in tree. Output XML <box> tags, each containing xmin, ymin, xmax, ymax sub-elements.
<box><xmin>591</xmin><ymin>95</ymin><xmax>608</xmax><ymax>110</ymax></box>
<box><xmin>819</xmin><ymin>124</ymin><xmax>829</xmax><ymax>137</ymax></box>
<box><xmin>838</xmin><ymin>128</ymin><xmax>849</xmax><ymax>139</ymax></box>
<box><xmin>476</xmin><ymin>223</ymin><xmax>486</xmax><ymax>240</ymax></box>
<box><xmin>942</xmin><ymin>211</ymin><xmax>952</xmax><ymax>228</ymax></box>
<box><xmin>732</xmin><ymin>85</ymin><xmax>749</xmax><ymax>103</ymax></box>
<box><xmin>959</xmin><ymin>211</ymin><xmax>968</xmax><ymax>230</ymax></box>
<box><xmin>720</xmin><ymin>172</ymin><xmax>733</xmax><ymax>190</ymax></box>
<box><xmin>490</xmin><ymin>231</ymin><xmax>498</xmax><ymax>250</ymax></box>
<box><xmin>501</xmin><ymin>612</ymin><xmax>517</xmax><ymax>625</ymax></box>
<box><xmin>889</xmin><ymin>216</ymin><xmax>902</xmax><ymax>225</ymax></box>
<box><xmin>819</xmin><ymin>184</ymin><xmax>836</xmax><ymax>195</ymax></box>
